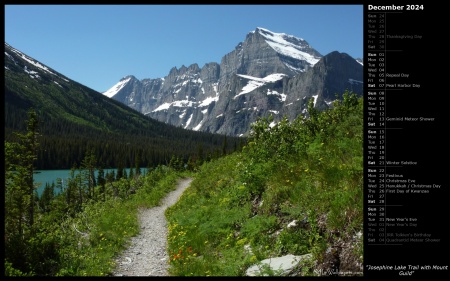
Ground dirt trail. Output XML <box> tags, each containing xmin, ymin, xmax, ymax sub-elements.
<box><xmin>112</xmin><ymin>177</ymin><xmax>193</xmax><ymax>276</ymax></box>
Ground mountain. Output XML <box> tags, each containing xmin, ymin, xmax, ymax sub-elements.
<box><xmin>103</xmin><ymin>27</ymin><xmax>363</xmax><ymax>136</ymax></box>
<box><xmin>4</xmin><ymin>43</ymin><xmax>240</xmax><ymax>170</ymax></box>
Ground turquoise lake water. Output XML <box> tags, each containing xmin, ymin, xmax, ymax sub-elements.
<box><xmin>33</xmin><ymin>168</ymin><xmax>145</xmax><ymax>196</ymax></box>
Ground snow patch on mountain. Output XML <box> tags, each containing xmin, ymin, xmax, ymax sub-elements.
<box><xmin>256</xmin><ymin>27</ymin><xmax>321</xmax><ymax>66</ymax></box>
<box><xmin>24</xmin><ymin>65</ymin><xmax>40</xmax><ymax>79</ymax></box>
<box><xmin>193</xmin><ymin>118</ymin><xmax>204</xmax><ymax>131</ymax></box>
<box><xmin>5</xmin><ymin>51</ymin><xmax>18</xmax><ymax>65</ymax></box>
<box><xmin>7</xmin><ymin>46</ymin><xmax>58</xmax><ymax>76</ymax></box>
<box><xmin>312</xmin><ymin>94</ymin><xmax>319</xmax><ymax>107</ymax></box>
<box><xmin>199</xmin><ymin>94</ymin><xmax>219</xmax><ymax>107</ymax></box>
<box><xmin>184</xmin><ymin>113</ymin><xmax>193</xmax><ymax>129</ymax></box>
<box><xmin>234</xmin><ymin>73</ymin><xmax>286</xmax><ymax>99</ymax></box>
<box><xmin>267</xmin><ymin>89</ymin><xmax>286</xmax><ymax>102</ymax></box>
<box><xmin>152</xmin><ymin>100</ymin><xmax>195</xmax><ymax>112</ymax></box>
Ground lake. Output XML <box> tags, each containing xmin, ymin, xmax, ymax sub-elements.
<box><xmin>33</xmin><ymin>168</ymin><xmax>146</xmax><ymax>197</ymax></box>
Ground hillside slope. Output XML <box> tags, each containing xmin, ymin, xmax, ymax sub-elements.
<box><xmin>4</xmin><ymin>43</ymin><xmax>240</xmax><ymax>169</ymax></box>
<box><xmin>165</xmin><ymin>91</ymin><xmax>364</xmax><ymax>276</ymax></box>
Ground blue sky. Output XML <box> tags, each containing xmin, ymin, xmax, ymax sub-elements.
<box><xmin>5</xmin><ymin>4</ymin><xmax>363</xmax><ymax>93</ymax></box>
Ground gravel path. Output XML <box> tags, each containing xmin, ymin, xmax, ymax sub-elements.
<box><xmin>112</xmin><ymin>177</ymin><xmax>193</xmax><ymax>276</ymax></box>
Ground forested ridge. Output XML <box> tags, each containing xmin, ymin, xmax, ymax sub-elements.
<box><xmin>5</xmin><ymin>55</ymin><xmax>241</xmax><ymax>169</ymax></box>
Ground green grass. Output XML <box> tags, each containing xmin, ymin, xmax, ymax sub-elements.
<box><xmin>165</xmin><ymin>92</ymin><xmax>364</xmax><ymax>276</ymax></box>
<box><xmin>52</xmin><ymin>169</ymin><xmax>192</xmax><ymax>276</ymax></box>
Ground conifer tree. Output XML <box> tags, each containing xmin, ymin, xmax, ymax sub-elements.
<box><xmin>135</xmin><ymin>153</ymin><xmax>141</xmax><ymax>176</ymax></box>
<box><xmin>4</xmin><ymin>108</ymin><xmax>40</xmax><ymax>273</ymax></box>
<box><xmin>81</xmin><ymin>148</ymin><xmax>97</xmax><ymax>199</ymax></box>
<box><xmin>97</xmin><ymin>165</ymin><xmax>106</xmax><ymax>201</ymax></box>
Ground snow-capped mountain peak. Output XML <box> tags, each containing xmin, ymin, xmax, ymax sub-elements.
<box><xmin>103</xmin><ymin>76</ymin><xmax>134</xmax><ymax>98</ymax></box>
<box><xmin>255</xmin><ymin>27</ymin><xmax>322</xmax><ymax>66</ymax></box>
<box><xmin>101</xmin><ymin>28</ymin><xmax>362</xmax><ymax>136</ymax></box>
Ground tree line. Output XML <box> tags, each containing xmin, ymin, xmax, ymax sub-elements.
<box><xmin>4</xmin><ymin>71</ymin><xmax>244</xmax><ymax>170</ymax></box>
<box><xmin>4</xmin><ymin>105</ymin><xmax>243</xmax><ymax>170</ymax></box>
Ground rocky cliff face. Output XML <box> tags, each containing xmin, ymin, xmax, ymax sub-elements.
<box><xmin>280</xmin><ymin>51</ymin><xmax>364</xmax><ymax>120</ymax></box>
<box><xmin>104</xmin><ymin>27</ymin><xmax>363</xmax><ymax>136</ymax></box>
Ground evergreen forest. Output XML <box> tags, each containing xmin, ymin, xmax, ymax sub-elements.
<box><xmin>4</xmin><ymin>61</ymin><xmax>241</xmax><ymax>170</ymax></box>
